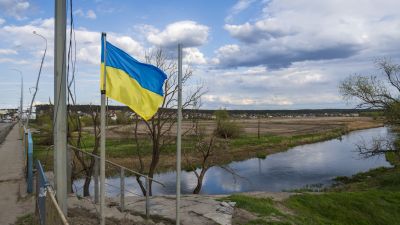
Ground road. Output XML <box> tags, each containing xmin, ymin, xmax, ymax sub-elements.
<box><xmin>0</xmin><ymin>125</ymin><xmax>34</xmax><ymax>224</ymax></box>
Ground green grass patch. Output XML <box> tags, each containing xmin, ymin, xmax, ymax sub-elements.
<box><xmin>285</xmin><ymin>191</ymin><xmax>400</xmax><ymax>225</ymax></box>
<box><xmin>224</xmin><ymin>195</ymin><xmax>283</xmax><ymax>217</ymax></box>
<box><xmin>229</xmin><ymin>191</ymin><xmax>400</xmax><ymax>225</ymax></box>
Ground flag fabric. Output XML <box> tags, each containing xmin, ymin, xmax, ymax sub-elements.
<box><xmin>100</xmin><ymin>36</ymin><xmax>167</xmax><ymax>120</ymax></box>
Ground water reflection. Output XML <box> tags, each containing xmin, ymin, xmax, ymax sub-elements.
<box><xmin>74</xmin><ymin>127</ymin><xmax>392</xmax><ymax>196</ymax></box>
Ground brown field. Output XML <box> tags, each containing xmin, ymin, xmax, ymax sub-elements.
<box><xmin>106</xmin><ymin>116</ymin><xmax>382</xmax><ymax>138</ymax></box>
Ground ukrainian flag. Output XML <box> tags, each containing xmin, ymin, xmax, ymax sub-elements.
<box><xmin>100</xmin><ymin>35</ymin><xmax>167</xmax><ymax>120</ymax></box>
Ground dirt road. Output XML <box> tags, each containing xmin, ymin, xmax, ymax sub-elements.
<box><xmin>0</xmin><ymin>125</ymin><xmax>34</xmax><ymax>225</ymax></box>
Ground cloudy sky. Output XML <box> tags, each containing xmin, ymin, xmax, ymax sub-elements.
<box><xmin>1</xmin><ymin>0</ymin><xmax>400</xmax><ymax>109</ymax></box>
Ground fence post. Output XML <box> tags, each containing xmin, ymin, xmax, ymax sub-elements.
<box><xmin>27</xmin><ymin>130</ymin><xmax>33</xmax><ymax>193</ymax></box>
<box><xmin>145</xmin><ymin>177</ymin><xmax>150</xmax><ymax>219</ymax></box>
<box><xmin>35</xmin><ymin>163</ymin><xmax>39</xmax><ymax>224</ymax></box>
<box><xmin>94</xmin><ymin>158</ymin><xmax>99</xmax><ymax>204</ymax></box>
<box><xmin>120</xmin><ymin>168</ymin><xmax>125</xmax><ymax>211</ymax></box>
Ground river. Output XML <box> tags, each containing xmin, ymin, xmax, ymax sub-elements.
<box><xmin>74</xmin><ymin>126</ymin><xmax>393</xmax><ymax>196</ymax></box>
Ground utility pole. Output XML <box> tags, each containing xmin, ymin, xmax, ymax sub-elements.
<box><xmin>27</xmin><ymin>31</ymin><xmax>47</xmax><ymax>128</ymax></box>
<box><xmin>54</xmin><ymin>0</ymin><xmax>68</xmax><ymax>215</ymax></box>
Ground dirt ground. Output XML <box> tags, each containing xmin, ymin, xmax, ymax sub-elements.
<box><xmin>107</xmin><ymin>116</ymin><xmax>382</xmax><ymax>138</ymax></box>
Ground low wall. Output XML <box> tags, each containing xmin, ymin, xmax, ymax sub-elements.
<box><xmin>0</xmin><ymin>123</ymin><xmax>14</xmax><ymax>144</ymax></box>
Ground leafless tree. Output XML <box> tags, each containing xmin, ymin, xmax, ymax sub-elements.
<box><xmin>184</xmin><ymin>124</ymin><xmax>227</xmax><ymax>194</ymax></box>
<box><xmin>339</xmin><ymin>58</ymin><xmax>400</xmax><ymax>109</ymax></box>
<box><xmin>134</xmin><ymin>48</ymin><xmax>205</xmax><ymax>195</ymax></box>
<box><xmin>68</xmin><ymin>105</ymin><xmax>100</xmax><ymax>196</ymax></box>
<box><xmin>339</xmin><ymin>58</ymin><xmax>400</xmax><ymax>157</ymax></box>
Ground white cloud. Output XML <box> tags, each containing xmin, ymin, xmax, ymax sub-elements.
<box><xmin>0</xmin><ymin>18</ymin><xmax>5</xmax><ymax>25</ymax></box>
<box><xmin>74</xmin><ymin>9</ymin><xmax>97</xmax><ymax>20</ymax></box>
<box><xmin>86</xmin><ymin>10</ymin><xmax>97</xmax><ymax>19</ymax></box>
<box><xmin>0</xmin><ymin>48</ymin><xmax>17</xmax><ymax>55</ymax></box>
<box><xmin>145</xmin><ymin>21</ymin><xmax>209</xmax><ymax>48</ymax></box>
<box><xmin>0</xmin><ymin>0</ymin><xmax>30</xmax><ymax>20</ymax></box>
<box><xmin>183</xmin><ymin>48</ymin><xmax>206</xmax><ymax>65</ymax></box>
<box><xmin>225</xmin><ymin>0</ymin><xmax>256</xmax><ymax>22</ymax></box>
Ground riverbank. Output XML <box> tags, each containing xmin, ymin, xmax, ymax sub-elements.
<box><xmin>226</xmin><ymin>149</ymin><xmax>400</xmax><ymax>224</ymax></box>
<box><xmin>32</xmin><ymin>117</ymin><xmax>383</xmax><ymax>173</ymax></box>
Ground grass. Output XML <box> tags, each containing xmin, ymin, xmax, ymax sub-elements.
<box><xmin>227</xmin><ymin>191</ymin><xmax>400</xmax><ymax>225</ymax></box>
<box><xmin>226</xmin><ymin>195</ymin><xmax>283</xmax><ymax>217</ymax></box>
<box><xmin>285</xmin><ymin>191</ymin><xmax>400</xmax><ymax>225</ymax></box>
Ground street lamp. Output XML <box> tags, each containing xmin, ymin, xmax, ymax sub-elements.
<box><xmin>11</xmin><ymin>68</ymin><xmax>23</xmax><ymax>123</ymax></box>
<box><xmin>27</xmin><ymin>31</ymin><xmax>48</xmax><ymax>128</ymax></box>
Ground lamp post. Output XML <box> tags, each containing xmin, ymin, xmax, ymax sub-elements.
<box><xmin>26</xmin><ymin>31</ymin><xmax>47</xmax><ymax>128</ymax></box>
<box><xmin>11</xmin><ymin>69</ymin><xmax>23</xmax><ymax>123</ymax></box>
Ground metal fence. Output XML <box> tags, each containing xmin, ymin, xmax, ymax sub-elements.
<box><xmin>22</xmin><ymin>127</ymin><xmax>33</xmax><ymax>193</ymax></box>
<box><xmin>68</xmin><ymin>145</ymin><xmax>164</xmax><ymax>219</ymax></box>
<box><xmin>36</xmin><ymin>160</ymin><xmax>70</xmax><ymax>225</ymax></box>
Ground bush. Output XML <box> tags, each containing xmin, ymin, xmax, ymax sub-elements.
<box><xmin>215</xmin><ymin>120</ymin><xmax>241</xmax><ymax>138</ymax></box>
<box><xmin>213</xmin><ymin>109</ymin><xmax>241</xmax><ymax>138</ymax></box>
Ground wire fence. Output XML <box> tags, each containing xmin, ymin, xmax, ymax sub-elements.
<box><xmin>68</xmin><ymin>145</ymin><xmax>164</xmax><ymax>219</ymax></box>
<box><xmin>35</xmin><ymin>160</ymin><xmax>69</xmax><ymax>225</ymax></box>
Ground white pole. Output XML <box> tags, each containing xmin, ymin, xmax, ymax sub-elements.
<box><xmin>20</xmin><ymin>74</ymin><xmax>23</xmax><ymax>122</ymax></box>
<box><xmin>54</xmin><ymin>0</ymin><xmax>67</xmax><ymax>215</ymax></box>
<box><xmin>11</xmin><ymin>69</ymin><xmax>23</xmax><ymax>123</ymax></box>
<box><xmin>176</xmin><ymin>43</ymin><xmax>183</xmax><ymax>225</ymax></box>
<box><xmin>100</xmin><ymin>32</ymin><xmax>107</xmax><ymax>225</ymax></box>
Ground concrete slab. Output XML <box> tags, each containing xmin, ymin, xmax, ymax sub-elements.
<box><xmin>123</xmin><ymin>195</ymin><xmax>235</xmax><ymax>225</ymax></box>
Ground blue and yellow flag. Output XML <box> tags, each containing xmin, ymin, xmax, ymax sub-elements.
<box><xmin>100</xmin><ymin>35</ymin><xmax>167</xmax><ymax>120</ymax></box>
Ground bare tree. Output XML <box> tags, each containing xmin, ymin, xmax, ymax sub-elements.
<box><xmin>184</xmin><ymin>123</ymin><xmax>227</xmax><ymax>194</ymax></box>
<box><xmin>68</xmin><ymin>105</ymin><xmax>101</xmax><ymax>196</ymax></box>
<box><xmin>134</xmin><ymin>49</ymin><xmax>204</xmax><ymax>195</ymax></box>
<box><xmin>339</xmin><ymin>58</ymin><xmax>400</xmax><ymax>156</ymax></box>
<box><xmin>339</xmin><ymin>58</ymin><xmax>400</xmax><ymax>109</ymax></box>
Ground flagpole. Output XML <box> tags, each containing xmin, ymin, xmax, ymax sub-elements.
<box><xmin>100</xmin><ymin>32</ymin><xmax>107</xmax><ymax>225</ymax></box>
<box><xmin>176</xmin><ymin>43</ymin><xmax>183</xmax><ymax>225</ymax></box>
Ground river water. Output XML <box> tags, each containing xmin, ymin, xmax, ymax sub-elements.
<box><xmin>74</xmin><ymin>127</ymin><xmax>393</xmax><ymax>196</ymax></box>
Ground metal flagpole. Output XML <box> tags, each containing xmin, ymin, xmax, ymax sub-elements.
<box><xmin>100</xmin><ymin>32</ymin><xmax>107</xmax><ymax>225</ymax></box>
<box><xmin>176</xmin><ymin>43</ymin><xmax>183</xmax><ymax>225</ymax></box>
<box><xmin>54</xmin><ymin>0</ymin><xmax>68</xmax><ymax>214</ymax></box>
